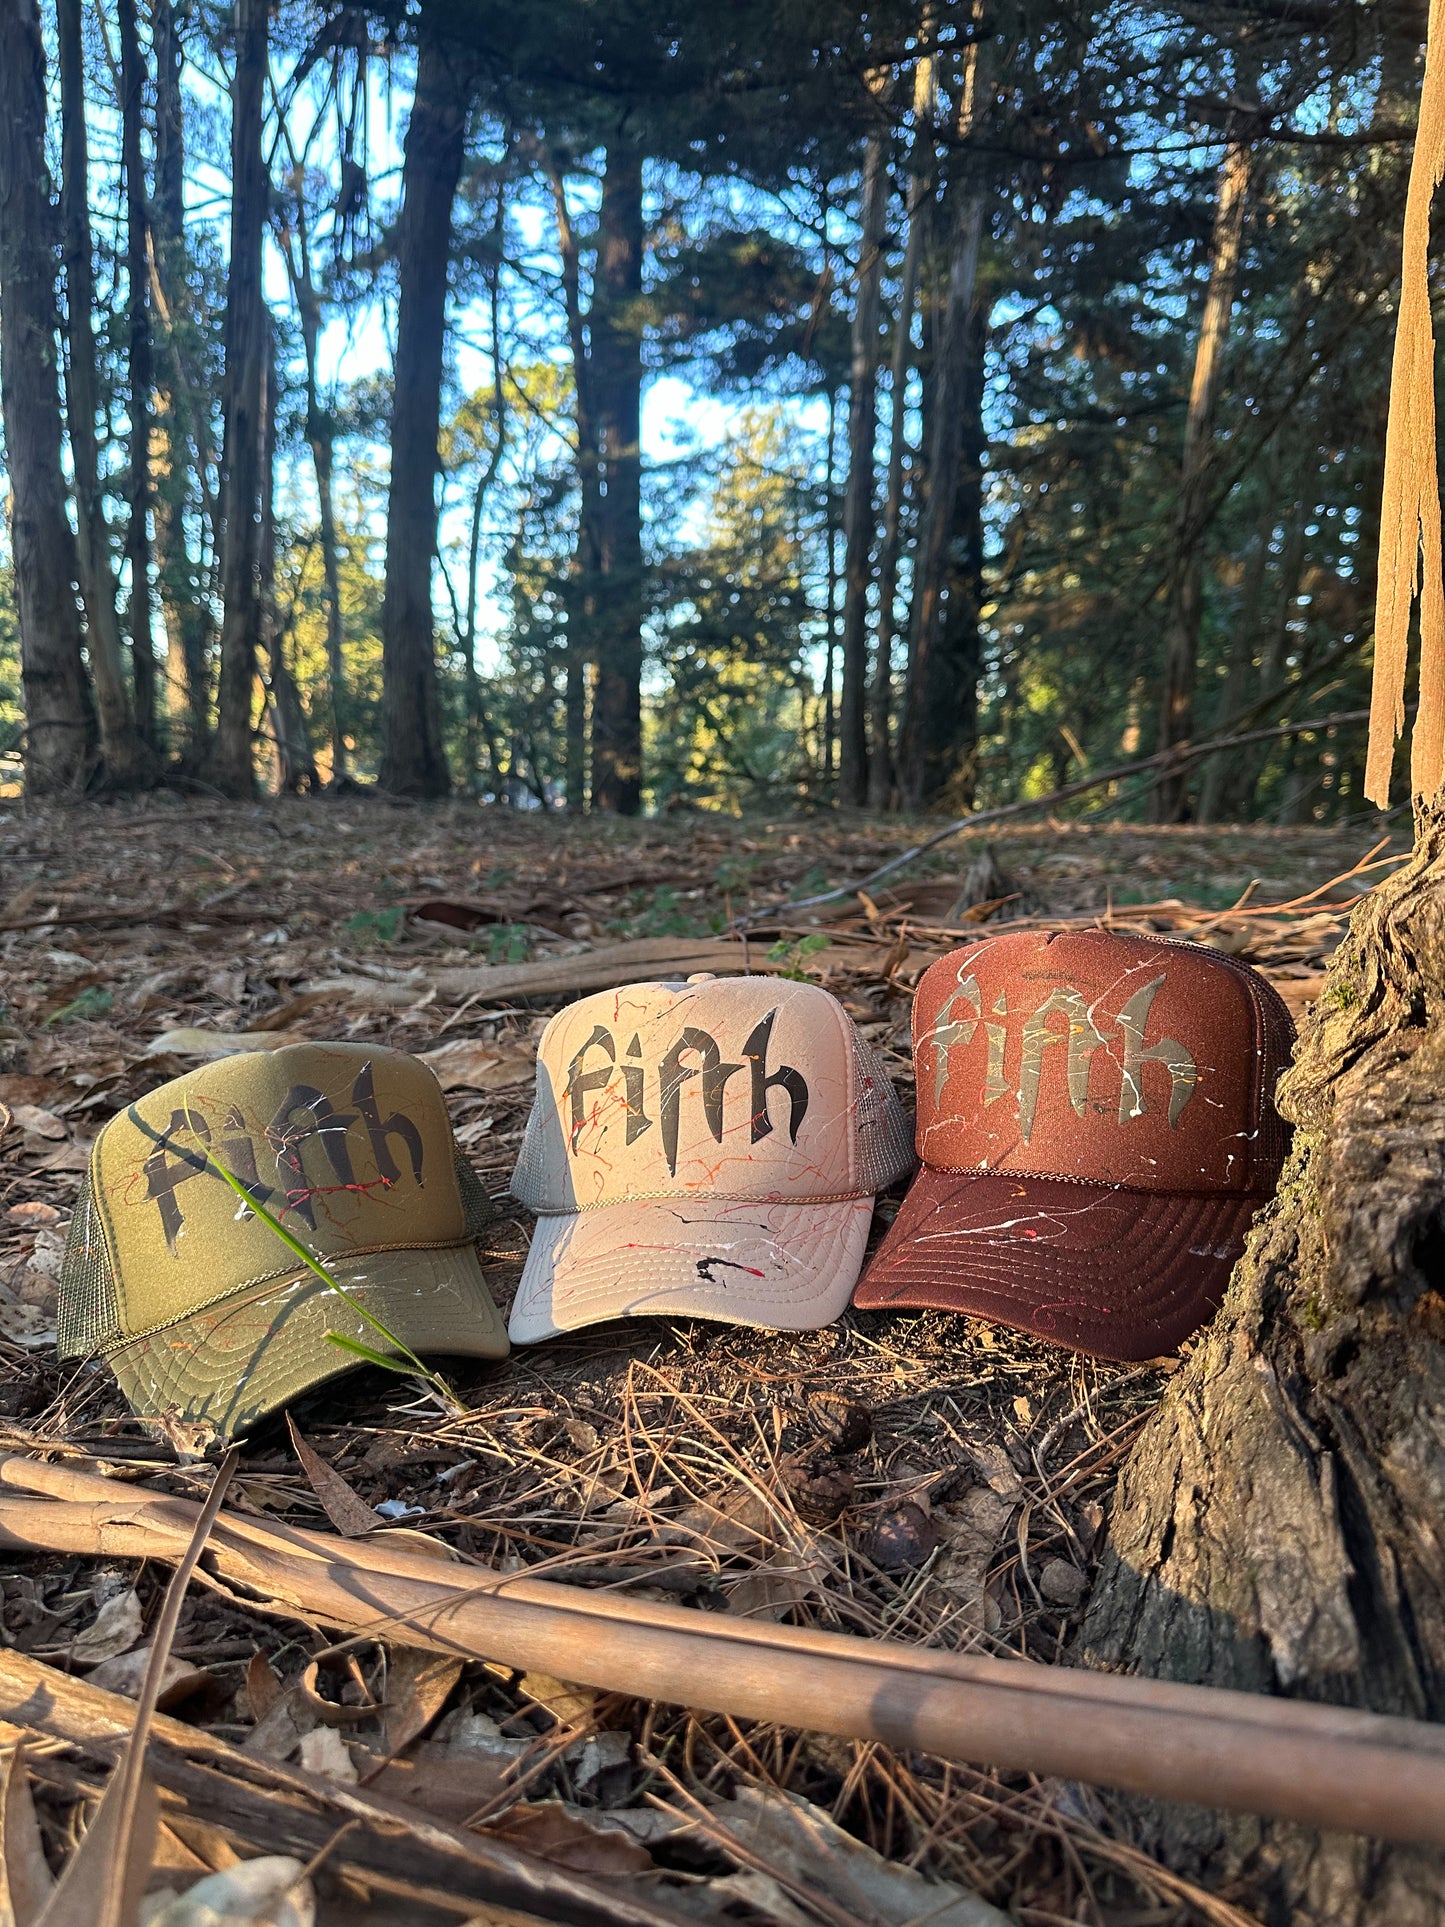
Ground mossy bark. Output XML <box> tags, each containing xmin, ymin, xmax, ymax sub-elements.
<box><xmin>1081</xmin><ymin>806</ymin><xmax>1445</xmax><ymax>1927</ymax></box>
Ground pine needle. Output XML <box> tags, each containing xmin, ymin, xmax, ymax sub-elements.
<box><xmin>1368</xmin><ymin>0</ymin><xmax>1445</xmax><ymax>805</ymax></box>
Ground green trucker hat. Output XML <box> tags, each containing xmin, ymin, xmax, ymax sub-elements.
<box><xmin>58</xmin><ymin>1042</ymin><xmax>508</xmax><ymax>1438</ymax></box>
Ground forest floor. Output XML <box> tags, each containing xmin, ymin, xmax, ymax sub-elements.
<box><xmin>0</xmin><ymin>795</ymin><xmax>1413</xmax><ymax>1927</ymax></box>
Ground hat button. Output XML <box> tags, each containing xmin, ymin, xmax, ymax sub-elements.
<box><xmin>686</xmin><ymin>972</ymin><xmax>717</xmax><ymax>984</ymax></box>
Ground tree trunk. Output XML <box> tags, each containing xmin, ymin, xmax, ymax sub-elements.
<box><xmin>897</xmin><ymin>125</ymin><xmax>986</xmax><ymax>810</ymax></box>
<box><xmin>1196</xmin><ymin>475</ymin><xmax>1279</xmax><ymax>821</ymax></box>
<box><xmin>548</xmin><ymin>147</ymin><xmax>600</xmax><ymax>815</ymax></box>
<box><xmin>118</xmin><ymin>0</ymin><xmax>158</xmax><ymax>752</ymax></box>
<box><xmin>1152</xmin><ymin>133</ymin><xmax>1252</xmax><ymax>822</ymax></box>
<box><xmin>838</xmin><ymin>135</ymin><xmax>889</xmax><ymax>807</ymax></box>
<box><xmin>589</xmin><ymin>141</ymin><xmax>645</xmax><ymax>816</ymax></box>
<box><xmin>0</xmin><ymin>0</ymin><xmax>92</xmax><ymax>795</ymax></box>
<box><xmin>378</xmin><ymin>30</ymin><xmax>470</xmax><ymax>798</ymax></box>
<box><xmin>56</xmin><ymin>0</ymin><xmax>145</xmax><ymax>786</ymax></box>
<box><xmin>935</xmin><ymin>302</ymin><xmax>986</xmax><ymax>809</ymax></box>
<box><xmin>150</xmin><ymin>0</ymin><xmax>211</xmax><ymax>759</ymax></box>
<box><xmin>207</xmin><ymin>0</ymin><xmax>268</xmax><ymax>797</ymax></box>
<box><xmin>822</xmin><ymin>385</ymin><xmax>839</xmax><ymax>787</ymax></box>
<box><xmin>259</xmin><ymin>328</ymin><xmax>316</xmax><ymax>794</ymax></box>
<box><xmin>869</xmin><ymin>43</ymin><xmax>936</xmax><ymax>812</ymax></box>
<box><xmin>276</xmin><ymin>144</ymin><xmax>349</xmax><ymax>785</ymax></box>
<box><xmin>1081</xmin><ymin>807</ymin><xmax>1445</xmax><ymax>1924</ymax></box>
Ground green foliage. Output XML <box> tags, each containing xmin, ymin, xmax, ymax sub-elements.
<box><xmin>766</xmin><ymin>932</ymin><xmax>830</xmax><ymax>979</ymax></box>
<box><xmin>343</xmin><ymin>906</ymin><xmax>404</xmax><ymax>946</ymax></box>
<box><xmin>44</xmin><ymin>986</ymin><xmax>114</xmax><ymax>1026</ymax></box>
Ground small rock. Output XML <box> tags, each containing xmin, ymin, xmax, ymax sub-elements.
<box><xmin>1038</xmin><ymin>1558</ymin><xmax>1087</xmax><ymax>1607</ymax></box>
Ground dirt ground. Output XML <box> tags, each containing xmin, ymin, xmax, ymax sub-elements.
<box><xmin>0</xmin><ymin>795</ymin><xmax>1412</xmax><ymax>1926</ymax></box>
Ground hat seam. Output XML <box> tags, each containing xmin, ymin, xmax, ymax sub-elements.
<box><xmin>906</xmin><ymin>1162</ymin><xmax>1273</xmax><ymax>1197</ymax></box>
<box><xmin>521</xmin><ymin>1184</ymin><xmax>882</xmax><ymax>1214</ymax></box>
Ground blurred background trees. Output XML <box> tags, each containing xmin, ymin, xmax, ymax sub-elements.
<box><xmin>0</xmin><ymin>0</ymin><xmax>1422</xmax><ymax>817</ymax></box>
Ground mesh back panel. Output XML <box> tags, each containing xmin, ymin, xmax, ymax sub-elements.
<box><xmin>509</xmin><ymin>1086</ymin><xmax>550</xmax><ymax>1209</ymax></box>
<box><xmin>57</xmin><ymin>1174</ymin><xmax>121</xmax><ymax>1360</ymax></box>
<box><xmin>852</xmin><ymin>1029</ymin><xmax>916</xmax><ymax>1192</ymax></box>
<box><xmin>454</xmin><ymin>1151</ymin><xmax>499</xmax><ymax>1237</ymax></box>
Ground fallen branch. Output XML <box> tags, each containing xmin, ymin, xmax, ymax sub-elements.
<box><xmin>0</xmin><ymin>1648</ymin><xmax>680</xmax><ymax>1927</ymax></box>
<box><xmin>1</xmin><ymin>1453</ymin><xmax>1443</xmax><ymax>1848</ymax></box>
<box><xmin>307</xmin><ymin>934</ymin><xmax>756</xmax><ymax>1008</ymax></box>
<box><xmin>744</xmin><ymin>708</ymin><xmax>1371</xmax><ymax>925</ymax></box>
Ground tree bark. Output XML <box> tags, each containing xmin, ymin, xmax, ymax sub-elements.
<box><xmin>0</xmin><ymin>0</ymin><xmax>92</xmax><ymax>795</ymax></box>
<box><xmin>1081</xmin><ymin>807</ymin><xmax>1445</xmax><ymax>1924</ymax></box>
<box><xmin>150</xmin><ymin>0</ymin><xmax>212</xmax><ymax>759</ymax></box>
<box><xmin>56</xmin><ymin>0</ymin><xmax>146</xmax><ymax>786</ymax></box>
<box><xmin>1152</xmin><ymin>133</ymin><xmax>1252</xmax><ymax>822</ymax></box>
<box><xmin>897</xmin><ymin>87</ymin><xmax>986</xmax><ymax>811</ymax></box>
<box><xmin>588</xmin><ymin>141</ymin><xmax>645</xmax><ymax>816</ymax></box>
<box><xmin>838</xmin><ymin>135</ymin><xmax>889</xmax><ymax>808</ymax></box>
<box><xmin>935</xmin><ymin>302</ymin><xmax>986</xmax><ymax>809</ymax></box>
<box><xmin>275</xmin><ymin>135</ymin><xmax>349</xmax><ymax>784</ymax></box>
<box><xmin>207</xmin><ymin>0</ymin><xmax>269</xmax><ymax>797</ymax></box>
<box><xmin>869</xmin><ymin>42</ymin><xmax>937</xmax><ymax>812</ymax></box>
<box><xmin>547</xmin><ymin>147</ymin><xmax>599</xmax><ymax>814</ymax></box>
<box><xmin>378</xmin><ymin>30</ymin><xmax>470</xmax><ymax>799</ymax></box>
<box><xmin>259</xmin><ymin>326</ymin><xmax>316</xmax><ymax>794</ymax></box>
<box><xmin>118</xmin><ymin>0</ymin><xmax>159</xmax><ymax>751</ymax></box>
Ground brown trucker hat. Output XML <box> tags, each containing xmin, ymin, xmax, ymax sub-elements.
<box><xmin>58</xmin><ymin>1042</ymin><xmax>508</xmax><ymax>1437</ymax></box>
<box><xmin>853</xmin><ymin>930</ymin><xmax>1295</xmax><ymax>1359</ymax></box>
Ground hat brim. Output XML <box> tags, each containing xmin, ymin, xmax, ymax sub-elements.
<box><xmin>105</xmin><ymin>1243</ymin><xmax>508</xmax><ymax>1439</ymax></box>
<box><xmin>508</xmin><ymin>1196</ymin><xmax>874</xmax><ymax>1344</ymax></box>
<box><xmin>852</xmin><ymin>1169</ymin><xmax>1265</xmax><ymax>1361</ymax></box>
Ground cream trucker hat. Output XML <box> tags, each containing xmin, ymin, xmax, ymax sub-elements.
<box><xmin>507</xmin><ymin>974</ymin><xmax>914</xmax><ymax>1343</ymax></box>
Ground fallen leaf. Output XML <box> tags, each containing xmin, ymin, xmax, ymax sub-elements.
<box><xmin>87</xmin><ymin>1647</ymin><xmax>209</xmax><ymax>1711</ymax></box>
<box><xmin>970</xmin><ymin>1441</ymin><xmax>1027</xmax><ymax>1502</ymax></box>
<box><xmin>362</xmin><ymin>1752</ymin><xmax>511</xmax><ymax>1824</ymax></box>
<box><xmin>140</xmin><ymin>1857</ymin><xmax>315</xmax><ymax>1927</ymax></box>
<box><xmin>243</xmin><ymin>1654</ymin><xmax>280</xmax><ymax>1724</ymax></box>
<box><xmin>518</xmin><ymin>1672</ymin><xmax>596</xmax><ymax>1729</ymax></box>
<box><xmin>69</xmin><ymin>1589</ymin><xmax>144</xmax><ymax>1667</ymax></box>
<box><xmin>285</xmin><ymin>1418</ymin><xmax>376</xmax><ymax>1538</ymax></box>
<box><xmin>4</xmin><ymin>1203</ymin><xmax>60</xmax><ymax>1228</ymax></box>
<box><xmin>34</xmin><ymin>1141</ymin><xmax>91</xmax><ymax>1174</ymax></box>
<box><xmin>382</xmin><ymin>1648</ymin><xmax>463</xmax><ymax>1757</ymax></box>
<box><xmin>725</xmin><ymin>1546</ymin><xmax>829</xmax><ymax>1622</ymax></box>
<box><xmin>11</xmin><ymin>1107</ymin><xmax>65</xmax><ymax>1142</ymax></box>
<box><xmin>297</xmin><ymin>1660</ymin><xmax>378</xmax><ymax>1728</ymax></box>
<box><xmin>0</xmin><ymin>1286</ymin><xmax>57</xmax><ymax>1348</ymax></box>
<box><xmin>932</xmin><ymin>1488</ymin><xmax>1017</xmax><ymax>1627</ymax></box>
<box><xmin>0</xmin><ymin>1743</ymin><xmax>55</xmax><ymax>1926</ymax></box>
<box><xmin>144</xmin><ymin>1029</ymin><xmax>311</xmax><ymax>1062</ymax></box>
<box><xmin>706</xmin><ymin>1786</ymin><xmax>1010</xmax><ymax>1927</ymax></box>
<box><xmin>419</xmin><ymin>1039</ymin><xmax>535</xmax><ymax>1092</ymax></box>
<box><xmin>23</xmin><ymin>1229</ymin><xmax>66</xmax><ymax>1284</ymax></box>
<box><xmin>484</xmin><ymin>1802</ymin><xmax>652</xmax><ymax>1876</ymax></box>
<box><xmin>568</xmin><ymin>1730</ymin><xmax>630</xmax><ymax>1791</ymax></box>
<box><xmin>295</xmin><ymin>1727</ymin><xmax>357</xmax><ymax>1785</ymax></box>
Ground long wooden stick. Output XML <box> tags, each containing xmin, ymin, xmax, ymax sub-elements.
<box><xmin>0</xmin><ymin>1454</ymin><xmax>1442</xmax><ymax>1848</ymax></box>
